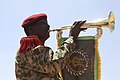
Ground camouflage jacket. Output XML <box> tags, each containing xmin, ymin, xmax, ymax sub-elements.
<box><xmin>15</xmin><ymin>36</ymin><xmax>76</xmax><ymax>80</ymax></box>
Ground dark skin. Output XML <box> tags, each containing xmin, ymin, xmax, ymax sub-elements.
<box><xmin>27</xmin><ymin>20</ymin><xmax>50</xmax><ymax>44</ymax></box>
<box><xmin>69</xmin><ymin>20</ymin><xmax>87</xmax><ymax>40</ymax></box>
<box><xmin>27</xmin><ymin>20</ymin><xmax>86</xmax><ymax>44</ymax></box>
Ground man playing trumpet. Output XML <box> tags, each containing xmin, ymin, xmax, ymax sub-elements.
<box><xmin>15</xmin><ymin>13</ymin><xmax>87</xmax><ymax>80</ymax></box>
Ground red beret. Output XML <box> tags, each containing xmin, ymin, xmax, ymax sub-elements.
<box><xmin>22</xmin><ymin>13</ymin><xmax>47</xmax><ymax>28</ymax></box>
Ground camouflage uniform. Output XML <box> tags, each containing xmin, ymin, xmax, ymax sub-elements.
<box><xmin>15</xmin><ymin>37</ymin><xmax>76</xmax><ymax>80</ymax></box>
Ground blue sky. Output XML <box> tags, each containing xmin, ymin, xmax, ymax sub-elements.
<box><xmin>0</xmin><ymin>0</ymin><xmax>120</xmax><ymax>80</ymax></box>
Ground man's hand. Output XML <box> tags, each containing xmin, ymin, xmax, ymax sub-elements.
<box><xmin>69</xmin><ymin>20</ymin><xmax>87</xmax><ymax>40</ymax></box>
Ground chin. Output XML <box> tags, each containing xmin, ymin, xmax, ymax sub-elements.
<box><xmin>44</xmin><ymin>36</ymin><xmax>50</xmax><ymax>41</ymax></box>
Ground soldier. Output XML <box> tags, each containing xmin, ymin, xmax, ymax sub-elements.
<box><xmin>15</xmin><ymin>13</ymin><xmax>86</xmax><ymax>80</ymax></box>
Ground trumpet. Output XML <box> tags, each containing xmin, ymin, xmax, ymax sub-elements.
<box><xmin>48</xmin><ymin>11</ymin><xmax>115</xmax><ymax>34</ymax></box>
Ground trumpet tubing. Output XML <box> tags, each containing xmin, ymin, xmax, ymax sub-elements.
<box><xmin>49</xmin><ymin>11</ymin><xmax>115</xmax><ymax>33</ymax></box>
<box><xmin>81</xmin><ymin>21</ymin><xmax>108</xmax><ymax>28</ymax></box>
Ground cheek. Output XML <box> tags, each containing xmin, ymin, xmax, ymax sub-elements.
<box><xmin>38</xmin><ymin>31</ymin><xmax>48</xmax><ymax>37</ymax></box>
<box><xmin>33</xmin><ymin>26</ymin><xmax>49</xmax><ymax>35</ymax></box>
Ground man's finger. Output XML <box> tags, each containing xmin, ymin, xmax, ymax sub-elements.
<box><xmin>79</xmin><ymin>20</ymin><xmax>86</xmax><ymax>25</ymax></box>
<box><xmin>73</xmin><ymin>21</ymin><xmax>82</xmax><ymax>28</ymax></box>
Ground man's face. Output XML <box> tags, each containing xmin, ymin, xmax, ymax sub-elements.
<box><xmin>31</xmin><ymin>20</ymin><xmax>50</xmax><ymax>42</ymax></box>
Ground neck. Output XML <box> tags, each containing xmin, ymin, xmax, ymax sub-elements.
<box><xmin>38</xmin><ymin>36</ymin><xmax>47</xmax><ymax>45</ymax></box>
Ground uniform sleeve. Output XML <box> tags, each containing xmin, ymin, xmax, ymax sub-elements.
<box><xmin>15</xmin><ymin>36</ymin><xmax>76</xmax><ymax>75</ymax></box>
<box><xmin>52</xmin><ymin>36</ymin><xmax>76</xmax><ymax>73</ymax></box>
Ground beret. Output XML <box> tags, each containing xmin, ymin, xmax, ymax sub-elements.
<box><xmin>22</xmin><ymin>13</ymin><xmax>47</xmax><ymax>28</ymax></box>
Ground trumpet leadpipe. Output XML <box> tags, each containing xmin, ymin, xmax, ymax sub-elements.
<box><xmin>48</xmin><ymin>21</ymin><xmax>108</xmax><ymax>32</ymax></box>
<box><xmin>48</xmin><ymin>26</ymin><xmax>72</xmax><ymax>32</ymax></box>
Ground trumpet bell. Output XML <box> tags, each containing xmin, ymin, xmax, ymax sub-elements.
<box><xmin>48</xmin><ymin>11</ymin><xmax>115</xmax><ymax>37</ymax></box>
<box><xmin>108</xmin><ymin>11</ymin><xmax>115</xmax><ymax>32</ymax></box>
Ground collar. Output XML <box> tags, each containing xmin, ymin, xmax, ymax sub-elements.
<box><xmin>18</xmin><ymin>35</ymin><xmax>44</xmax><ymax>53</ymax></box>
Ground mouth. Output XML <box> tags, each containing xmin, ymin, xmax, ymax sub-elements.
<box><xmin>48</xmin><ymin>30</ymin><xmax>52</xmax><ymax>32</ymax></box>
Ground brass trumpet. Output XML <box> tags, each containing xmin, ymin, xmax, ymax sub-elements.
<box><xmin>48</xmin><ymin>11</ymin><xmax>115</xmax><ymax>38</ymax></box>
